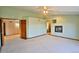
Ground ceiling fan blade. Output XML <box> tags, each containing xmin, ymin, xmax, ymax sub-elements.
<box><xmin>36</xmin><ymin>6</ymin><xmax>43</xmax><ymax>9</ymax></box>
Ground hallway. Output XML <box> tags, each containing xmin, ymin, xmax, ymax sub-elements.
<box><xmin>1</xmin><ymin>35</ymin><xmax>79</xmax><ymax>53</ymax></box>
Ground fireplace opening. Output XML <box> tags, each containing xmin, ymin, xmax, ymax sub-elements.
<box><xmin>55</xmin><ymin>26</ymin><xmax>63</xmax><ymax>33</ymax></box>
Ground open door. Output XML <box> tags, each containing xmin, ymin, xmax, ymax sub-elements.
<box><xmin>0</xmin><ymin>19</ymin><xmax>3</xmax><ymax>47</ymax></box>
<box><xmin>3</xmin><ymin>23</ymin><xmax>6</xmax><ymax>36</ymax></box>
<box><xmin>20</xmin><ymin>20</ymin><xmax>26</xmax><ymax>39</ymax></box>
<box><xmin>47</xmin><ymin>21</ymin><xmax>51</xmax><ymax>35</ymax></box>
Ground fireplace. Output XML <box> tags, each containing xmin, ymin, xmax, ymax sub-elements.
<box><xmin>55</xmin><ymin>26</ymin><xmax>63</xmax><ymax>33</ymax></box>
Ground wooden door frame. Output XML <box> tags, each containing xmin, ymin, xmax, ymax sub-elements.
<box><xmin>0</xmin><ymin>18</ymin><xmax>3</xmax><ymax>47</ymax></box>
<box><xmin>47</xmin><ymin>21</ymin><xmax>51</xmax><ymax>35</ymax></box>
<box><xmin>3</xmin><ymin>23</ymin><xmax>6</xmax><ymax>36</ymax></box>
<box><xmin>20</xmin><ymin>20</ymin><xmax>27</xmax><ymax>39</ymax></box>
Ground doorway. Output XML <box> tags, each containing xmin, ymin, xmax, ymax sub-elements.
<box><xmin>1</xmin><ymin>18</ymin><xmax>27</xmax><ymax>46</ymax></box>
<box><xmin>47</xmin><ymin>21</ymin><xmax>51</xmax><ymax>35</ymax></box>
<box><xmin>20</xmin><ymin>20</ymin><xmax>26</xmax><ymax>39</ymax></box>
<box><xmin>2</xmin><ymin>19</ymin><xmax>20</xmax><ymax>42</ymax></box>
<box><xmin>3</xmin><ymin>23</ymin><xmax>6</xmax><ymax>36</ymax></box>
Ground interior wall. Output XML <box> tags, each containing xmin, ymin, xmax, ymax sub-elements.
<box><xmin>27</xmin><ymin>17</ymin><xmax>47</xmax><ymax>38</ymax></box>
<box><xmin>1</xmin><ymin>7</ymin><xmax>79</xmax><ymax>39</ymax></box>
<box><xmin>51</xmin><ymin>15</ymin><xmax>79</xmax><ymax>39</ymax></box>
<box><xmin>3</xmin><ymin>20</ymin><xmax>20</xmax><ymax>36</ymax></box>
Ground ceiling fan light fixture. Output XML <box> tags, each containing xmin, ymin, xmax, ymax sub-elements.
<box><xmin>44</xmin><ymin>6</ymin><xmax>47</xmax><ymax>10</ymax></box>
<box><xmin>43</xmin><ymin>10</ymin><xmax>48</xmax><ymax>14</ymax></box>
<box><xmin>43</xmin><ymin>10</ymin><xmax>46</xmax><ymax>13</ymax></box>
<box><xmin>46</xmin><ymin>10</ymin><xmax>48</xmax><ymax>13</ymax></box>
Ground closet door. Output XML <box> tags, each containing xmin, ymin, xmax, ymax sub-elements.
<box><xmin>0</xmin><ymin>19</ymin><xmax>2</xmax><ymax>48</ymax></box>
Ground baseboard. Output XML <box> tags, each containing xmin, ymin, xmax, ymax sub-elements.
<box><xmin>27</xmin><ymin>34</ymin><xmax>47</xmax><ymax>39</ymax></box>
<box><xmin>5</xmin><ymin>33</ymin><xmax>20</xmax><ymax>36</ymax></box>
<box><xmin>51</xmin><ymin>35</ymin><xmax>79</xmax><ymax>41</ymax></box>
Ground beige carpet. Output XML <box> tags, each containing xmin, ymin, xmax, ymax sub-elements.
<box><xmin>1</xmin><ymin>35</ymin><xmax>79</xmax><ymax>53</ymax></box>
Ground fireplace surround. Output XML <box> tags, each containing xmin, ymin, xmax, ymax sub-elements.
<box><xmin>55</xmin><ymin>26</ymin><xmax>63</xmax><ymax>33</ymax></box>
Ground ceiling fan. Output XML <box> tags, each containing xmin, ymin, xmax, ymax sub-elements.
<box><xmin>36</xmin><ymin>6</ymin><xmax>58</xmax><ymax>15</ymax></box>
<box><xmin>36</xmin><ymin>6</ymin><xmax>54</xmax><ymax>11</ymax></box>
<box><xmin>36</xmin><ymin>6</ymin><xmax>60</xmax><ymax>20</ymax></box>
<box><xmin>37</xmin><ymin>6</ymin><xmax>48</xmax><ymax>14</ymax></box>
<box><xmin>36</xmin><ymin>6</ymin><xmax>53</xmax><ymax>19</ymax></box>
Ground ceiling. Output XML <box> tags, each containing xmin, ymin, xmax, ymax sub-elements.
<box><xmin>12</xmin><ymin>6</ymin><xmax>79</xmax><ymax>15</ymax></box>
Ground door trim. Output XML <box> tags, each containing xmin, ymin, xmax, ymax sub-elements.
<box><xmin>0</xmin><ymin>18</ymin><xmax>3</xmax><ymax>47</ymax></box>
<box><xmin>20</xmin><ymin>20</ymin><xmax>27</xmax><ymax>39</ymax></box>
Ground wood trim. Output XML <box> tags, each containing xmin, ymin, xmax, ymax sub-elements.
<box><xmin>3</xmin><ymin>23</ymin><xmax>6</xmax><ymax>36</ymax></box>
<box><xmin>5</xmin><ymin>33</ymin><xmax>20</xmax><ymax>36</ymax></box>
<box><xmin>51</xmin><ymin>35</ymin><xmax>79</xmax><ymax>41</ymax></box>
<box><xmin>0</xmin><ymin>19</ymin><xmax>3</xmax><ymax>47</ymax></box>
<box><xmin>20</xmin><ymin>20</ymin><xmax>27</xmax><ymax>39</ymax></box>
<box><xmin>47</xmin><ymin>21</ymin><xmax>51</xmax><ymax>35</ymax></box>
<box><xmin>0</xmin><ymin>17</ymin><xmax>20</xmax><ymax>20</ymax></box>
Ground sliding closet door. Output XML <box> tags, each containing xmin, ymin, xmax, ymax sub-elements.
<box><xmin>0</xmin><ymin>19</ymin><xmax>2</xmax><ymax>48</ymax></box>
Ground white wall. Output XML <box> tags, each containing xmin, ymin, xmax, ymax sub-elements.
<box><xmin>51</xmin><ymin>15</ymin><xmax>79</xmax><ymax>39</ymax></box>
<box><xmin>27</xmin><ymin>17</ymin><xmax>47</xmax><ymax>38</ymax></box>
